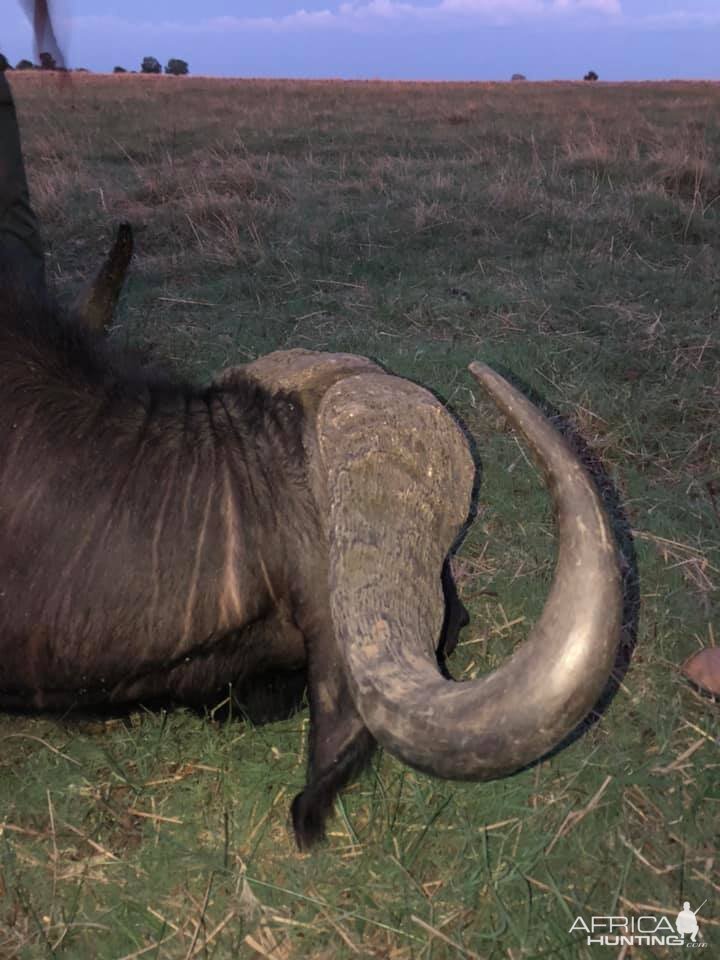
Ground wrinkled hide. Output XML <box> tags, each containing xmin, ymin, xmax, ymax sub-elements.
<box><xmin>0</xmin><ymin>283</ymin><xmax>317</xmax><ymax>714</ymax></box>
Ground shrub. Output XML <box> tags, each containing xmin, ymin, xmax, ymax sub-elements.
<box><xmin>165</xmin><ymin>58</ymin><xmax>189</xmax><ymax>76</ymax></box>
<box><xmin>39</xmin><ymin>51</ymin><xmax>57</xmax><ymax>70</ymax></box>
<box><xmin>584</xmin><ymin>70</ymin><xmax>599</xmax><ymax>82</ymax></box>
<box><xmin>0</xmin><ymin>53</ymin><xmax>11</xmax><ymax>72</ymax></box>
<box><xmin>113</xmin><ymin>66</ymin><xmax>127</xmax><ymax>74</ymax></box>
<box><xmin>15</xmin><ymin>59</ymin><xmax>35</xmax><ymax>70</ymax></box>
<box><xmin>511</xmin><ymin>73</ymin><xmax>526</xmax><ymax>82</ymax></box>
<box><xmin>141</xmin><ymin>56</ymin><xmax>161</xmax><ymax>75</ymax></box>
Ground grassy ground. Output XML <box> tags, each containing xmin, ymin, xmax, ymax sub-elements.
<box><xmin>1</xmin><ymin>74</ymin><xmax>718</xmax><ymax>958</ymax></box>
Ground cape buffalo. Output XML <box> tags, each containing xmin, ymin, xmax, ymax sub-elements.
<box><xmin>0</xmin><ymin>70</ymin><xmax>622</xmax><ymax>849</ymax></box>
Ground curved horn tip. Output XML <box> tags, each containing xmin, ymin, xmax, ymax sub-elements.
<box><xmin>468</xmin><ymin>360</ymin><xmax>493</xmax><ymax>379</ymax></box>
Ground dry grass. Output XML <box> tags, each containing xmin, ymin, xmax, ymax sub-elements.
<box><xmin>1</xmin><ymin>73</ymin><xmax>718</xmax><ymax>958</ymax></box>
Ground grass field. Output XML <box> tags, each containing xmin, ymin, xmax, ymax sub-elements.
<box><xmin>1</xmin><ymin>73</ymin><xmax>718</xmax><ymax>958</ymax></box>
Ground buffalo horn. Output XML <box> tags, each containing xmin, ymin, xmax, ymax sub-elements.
<box><xmin>318</xmin><ymin>362</ymin><xmax>622</xmax><ymax>779</ymax></box>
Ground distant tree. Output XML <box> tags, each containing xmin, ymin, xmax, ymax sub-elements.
<box><xmin>165</xmin><ymin>58</ymin><xmax>189</xmax><ymax>76</ymax></box>
<box><xmin>16</xmin><ymin>59</ymin><xmax>35</xmax><ymax>70</ymax></box>
<box><xmin>511</xmin><ymin>73</ymin><xmax>526</xmax><ymax>82</ymax></box>
<box><xmin>113</xmin><ymin>66</ymin><xmax>127</xmax><ymax>74</ymax></box>
<box><xmin>74</xmin><ymin>68</ymin><xmax>90</xmax><ymax>73</ymax></box>
<box><xmin>0</xmin><ymin>53</ymin><xmax>11</xmax><ymax>72</ymax></box>
<box><xmin>39</xmin><ymin>51</ymin><xmax>57</xmax><ymax>70</ymax></box>
<box><xmin>584</xmin><ymin>70</ymin><xmax>599</xmax><ymax>82</ymax></box>
<box><xmin>141</xmin><ymin>56</ymin><xmax>161</xmax><ymax>75</ymax></box>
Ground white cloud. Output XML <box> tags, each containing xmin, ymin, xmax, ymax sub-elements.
<box><xmin>557</xmin><ymin>0</ymin><xmax>621</xmax><ymax>12</ymax></box>
<box><xmin>69</xmin><ymin>1</ymin><xmax>624</xmax><ymax>37</ymax></box>
<box><xmin>438</xmin><ymin>0</ymin><xmax>541</xmax><ymax>11</ymax></box>
<box><xmin>67</xmin><ymin>2</ymin><xmax>720</xmax><ymax>37</ymax></box>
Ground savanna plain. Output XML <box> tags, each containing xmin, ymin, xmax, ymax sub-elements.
<box><xmin>1</xmin><ymin>74</ymin><xmax>718</xmax><ymax>959</ymax></box>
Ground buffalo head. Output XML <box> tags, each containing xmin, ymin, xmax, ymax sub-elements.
<box><xmin>0</xmin><ymin>72</ymin><xmax>622</xmax><ymax>849</ymax></box>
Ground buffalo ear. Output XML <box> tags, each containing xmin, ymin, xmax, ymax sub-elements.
<box><xmin>72</xmin><ymin>222</ymin><xmax>133</xmax><ymax>333</ymax></box>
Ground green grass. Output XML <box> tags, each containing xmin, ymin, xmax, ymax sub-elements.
<box><xmin>1</xmin><ymin>74</ymin><xmax>718</xmax><ymax>958</ymax></box>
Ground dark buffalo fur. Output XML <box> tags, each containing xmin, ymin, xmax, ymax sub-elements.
<box><xmin>0</xmin><ymin>270</ymin><xmax>468</xmax><ymax>848</ymax></box>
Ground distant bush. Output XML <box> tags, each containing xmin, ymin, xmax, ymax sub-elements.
<box><xmin>141</xmin><ymin>56</ymin><xmax>161</xmax><ymax>75</ymax></box>
<box><xmin>113</xmin><ymin>66</ymin><xmax>127</xmax><ymax>74</ymax></box>
<box><xmin>0</xmin><ymin>53</ymin><xmax>11</xmax><ymax>72</ymax></box>
<box><xmin>584</xmin><ymin>70</ymin><xmax>599</xmax><ymax>82</ymax></box>
<box><xmin>511</xmin><ymin>73</ymin><xmax>526</xmax><ymax>82</ymax></box>
<box><xmin>165</xmin><ymin>58</ymin><xmax>189</xmax><ymax>76</ymax></box>
<box><xmin>39</xmin><ymin>51</ymin><xmax>57</xmax><ymax>71</ymax></box>
<box><xmin>16</xmin><ymin>59</ymin><xmax>35</xmax><ymax>70</ymax></box>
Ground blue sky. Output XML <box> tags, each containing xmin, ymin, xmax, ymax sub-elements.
<box><xmin>3</xmin><ymin>1</ymin><xmax>720</xmax><ymax>80</ymax></box>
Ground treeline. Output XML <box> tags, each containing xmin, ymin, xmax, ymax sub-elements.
<box><xmin>0</xmin><ymin>53</ymin><xmax>189</xmax><ymax>75</ymax></box>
